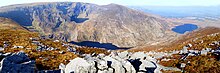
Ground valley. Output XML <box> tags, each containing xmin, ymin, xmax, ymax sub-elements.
<box><xmin>0</xmin><ymin>2</ymin><xmax>176</xmax><ymax>48</ymax></box>
<box><xmin>0</xmin><ymin>1</ymin><xmax>219</xmax><ymax>73</ymax></box>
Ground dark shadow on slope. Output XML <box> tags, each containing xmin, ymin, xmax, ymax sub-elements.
<box><xmin>69</xmin><ymin>41</ymin><xmax>130</xmax><ymax>50</ymax></box>
<box><xmin>0</xmin><ymin>10</ymin><xmax>32</xmax><ymax>26</ymax></box>
<box><xmin>70</xmin><ymin>16</ymin><xmax>89</xmax><ymax>23</ymax></box>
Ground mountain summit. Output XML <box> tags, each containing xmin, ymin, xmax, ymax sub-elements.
<box><xmin>0</xmin><ymin>2</ymin><xmax>176</xmax><ymax>47</ymax></box>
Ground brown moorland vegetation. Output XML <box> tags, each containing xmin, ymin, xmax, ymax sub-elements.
<box><xmin>158</xmin><ymin>27</ymin><xmax>220</xmax><ymax>72</ymax></box>
<box><xmin>130</xmin><ymin>27</ymin><xmax>220</xmax><ymax>52</ymax></box>
<box><xmin>0</xmin><ymin>17</ymin><xmax>109</xmax><ymax>70</ymax></box>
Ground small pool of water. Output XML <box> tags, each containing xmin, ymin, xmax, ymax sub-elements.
<box><xmin>172</xmin><ymin>24</ymin><xmax>198</xmax><ymax>34</ymax></box>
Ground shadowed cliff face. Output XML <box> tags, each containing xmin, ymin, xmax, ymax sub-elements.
<box><xmin>0</xmin><ymin>2</ymin><xmax>176</xmax><ymax>47</ymax></box>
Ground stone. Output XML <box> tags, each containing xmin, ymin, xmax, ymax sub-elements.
<box><xmin>188</xmin><ymin>53</ymin><xmax>195</xmax><ymax>56</ymax></box>
<box><xmin>65</xmin><ymin>57</ymin><xmax>93</xmax><ymax>73</ymax></box>
<box><xmin>103</xmin><ymin>56</ymin><xmax>125</xmax><ymax>73</ymax></box>
<box><xmin>0</xmin><ymin>52</ymin><xmax>35</xmax><ymax>73</ymax></box>
<box><xmin>53</xmin><ymin>40</ymin><xmax>60</xmax><ymax>42</ymax></box>
<box><xmin>118</xmin><ymin>51</ymin><xmax>129</xmax><ymax>59</ymax></box>
<box><xmin>180</xmin><ymin>46</ymin><xmax>188</xmax><ymax>54</ymax></box>
<box><xmin>0</xmin><ymin>47</ymin><xmax>4</xmax><ymax>51</ymax></box>
<box><xmin>3</xmin><ymin>43</ymin><xmax>8</xmax><ymax>48</ymax></box>
<box><xmin>122</xmin><ymin>60</ymin><xmax>136</xmax><ymax>73</ymax></box>
<box><xmin>97</xmin><ymin>54</ymin><xmax>106</xmax><ymax>58</ymax></box>
<box><xmin>213</xmin><ymin>41</ymin><xmax>219</xmax><ymax>45</ymax></box>
<box><xmin>188</xmin><ymin>44</ymin><xmax>193</xmax><ymax>47</ymax></box>
<box><xmin>84</xmin><ymin>56</ymin><xmax>97</xmax><ymax>73</ymax></box>
<box><xmin>153</xmin><ymin>53</ymin><xmax>165</xmax><ymax>59</ymax></box>
<box><xmin>201</xmin><ymin>49</ymin><xmax>209</xmax><ymax>55</ymax></box>
<box><xmin>67</xmin><ymin>47</ymin><xmax>76</xmax><ymax>52</ymax></box>
<box><xmin>205</xmin><ymin>48</ymin><xmax>212</xmax><ymax>51</ymax></box>
<box><xmin>180</xmin><ymin>63</ymin><xmax>186</xmax><ymax>68</ymax></box>
<box><xmin>3</xmin><ymin>52</ymin><xmax>11</xmax><ymax>56</ymax></box>
<box><xmin>139</xmin><ymin>60</ymin><xmax>157</xmax><ymax>72</ymax></box>
<box><xmin>32</xmin><ymin>41</ymin><xmax>40</xmax><ymax>45</ymax></box>
<box><xmin>130</xmin><ymin>52</ymin><xmax>147</xmax><ymax>60</ymax></box>
<box><xmin>130</xmin><ymin>52</ymin><xmax>156</xmax><ymax>62</ymax></box>
<box><xmin>97</xmin><ymin>60</ymin><xmax>108</xmax><ymax>70</ymax></box>
<box><xmin>59</xmin><ymin>51</ymin><xmax>65</xmax><ymax>54</ymax></box>
<box><xmin>59</xmin><ymin>63</ymin><xmax>65</xmax><ymax>73</ymax></box>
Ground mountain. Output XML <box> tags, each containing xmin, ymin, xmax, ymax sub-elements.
<box><xmin>0</xmin><ymin>2</ymin><xmax>176</xmax><ymax>47</ymax></box>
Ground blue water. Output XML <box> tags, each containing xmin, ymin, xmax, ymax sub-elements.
<box><xmin>70</xmin><ymin>41</ymin><xmax>130</xmax><ymax>50</ymax></box>
<box><xmin>172</xmin><ymin>24</ymin><xmax>198</xmax><ymax>34</ymax></box>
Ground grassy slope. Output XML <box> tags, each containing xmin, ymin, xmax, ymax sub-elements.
<box><xmin>0</xmin><ymin>17</ymin><xmax>109</xmax><ymax>70</ymax></box>
<box><xmin>130</xmin><ymin>27</ymin><xmax>220</xmax><ymax>52</ymax></box>
<box><xmin>159</xmin><ymin>27</ymin><xmax>220</xmax><ymax>73</ymax></box>
<box><xmin>129</xmin><ymin>27</ymin><xmax>220</xmax><ymax>72</ymax></box>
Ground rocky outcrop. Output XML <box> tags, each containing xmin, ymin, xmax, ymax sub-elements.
<box><xmin>0</xmin><ymin>52</ymin><xmax>36</xmax><ymax>73</ymax></box>
<box><xmin>63</xmin><ymin>51</ymin><xmax>161</xmax><ymax>73</ymax></box>
<box><xmin>0</xmin><ymin>2</ymin><xmax>176</xmax><ymax>47</ymax></box>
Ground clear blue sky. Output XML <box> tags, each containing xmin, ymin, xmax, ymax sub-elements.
<box><xmin>0</xmin><ymin>0</ymin><xmax>220</xmax><ymax>7</ymax></box>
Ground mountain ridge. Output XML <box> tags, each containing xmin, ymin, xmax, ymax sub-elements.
<box><xmin>0</xmin><ymin>2</ymin><xmax>177</xmax><ymax>47</ymax></box>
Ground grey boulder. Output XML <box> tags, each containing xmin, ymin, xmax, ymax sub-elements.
<box><xmin>0</xmin><ymin>52</ymin><xmax>36</xmax><ymax>73</ymax></box>
<box><xmin>65</xmin><ymin>57</ymin><xmax>95</xmax><ymax>73</ymax></box>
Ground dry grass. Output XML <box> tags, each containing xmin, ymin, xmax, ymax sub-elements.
<box><xmin>161</xmin><ymin>70</ymin><xmax>181</xmax><ymax>73</ymax></box>
<box><xmin>141</xmin><ymin>27</ymin><xmax>220</xmax><ymax>72</ymax></box>
<box><xmin>0</xmin><ymin>28</ymin><xmax>109</xmax><ymax>70</ymax></box>
<box><xmin>160</xmin><ymin>27</ymin><xmax>220</xmax><ymax>51</ymax></box>
<box><xmin>159</xmin><ymin>53</ymin><xmax>220</xmax><ymax>73</ymax></box>
<box><xmin>130</xmin><ymin>27</ymin><xmax>220</xmax><ymax>52</ymax></box>
<box><xmin>0</xmin><ymin>28</ymin><xmax>77</xmax><ymax>70</ymax></box>
<box><xmin>0</xmin><ymin>19</ymin><xmax>109</xmax><ymax>70</ymax></box>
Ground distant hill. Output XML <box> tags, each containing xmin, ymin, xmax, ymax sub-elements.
<box><xmin>129</xmin><ymin>6</ymin><xmax>220</xmax><ymax>18</ymax></box>
<box><xmin>0</xmin><ymin>2</ymin><xmax>176</xmax><ymax>47</ymax></box>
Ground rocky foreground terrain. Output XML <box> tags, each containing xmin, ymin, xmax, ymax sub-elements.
<box><xmin>0</xmin><ymin>2</ymin><xmax>176</xmax><ymax>47</ymax></box>
<box><xmin>1</xmin><ymin>29</ymin><xmax>220</xmax><ymax>73</ymax></box>
<box><xmin>0</xmin><ymin>17</ymin><xmax>220</xmax><ymax>73</ymax></box>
